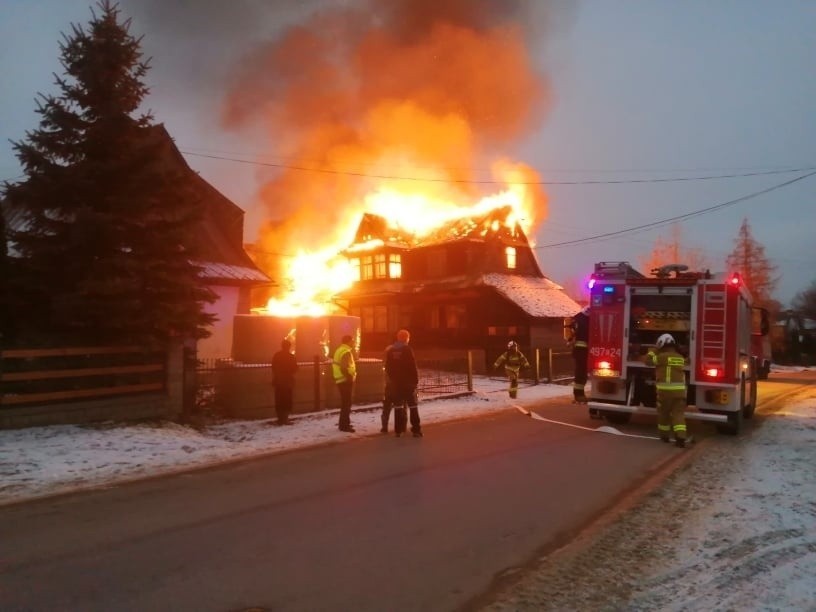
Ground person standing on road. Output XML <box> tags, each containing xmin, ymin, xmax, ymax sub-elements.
<box><xmin>384</xmin><ymin>329</ymin><xmax>421</xmax><ymax>437</ymax></box>
<box><xmin>271</xmin><ymin>338</ymin><xmax>298</xmax><ymax>426</ymax></box>
<box><xmin>332</xmin><ymin>335</ymin><xmax>357</xmax><ymax>433</ymax></box>
<box><xmin>567</xmin><ymin>306</ymin><xmax>590</xmax><ymax>403</ymax></box>
<box><xmin>645</xmin><ymin>333</ymin><xmax>689</xmax><ymax>447</ymax></box>
<box><xmin>493</xmin><ymin>341</ymin><xmax>530</xmax><ymax>399</ymax></box>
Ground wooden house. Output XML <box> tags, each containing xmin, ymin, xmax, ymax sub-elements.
<box><xmin>335</xmin><ymin>207</ymin><xmax>580</xmax><ymax>369</ymax></box>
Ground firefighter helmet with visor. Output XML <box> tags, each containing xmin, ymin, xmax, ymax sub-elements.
<box><xmin>507</xmin><ymin>341</ymin><xmax>518</xmax><ymax>351</ymax></box>
<box><xmin>656</xmin><ymin>333</ymin><xmax>676</xmax><ymax>349</ymax></box>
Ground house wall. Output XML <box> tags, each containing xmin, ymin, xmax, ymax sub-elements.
<box><xmin>197</xmin><ymin>285</ymin><xmax>241</xmax><ymax>359</ymax></box>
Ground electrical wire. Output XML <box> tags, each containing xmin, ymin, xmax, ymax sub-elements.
<box><xmin>178</xmin><ymin>150</ymin><xmax>816</xmax><ymax>185</ymax></box>
<box><xmin>535</xmin><ymin>171</ymin><xmax>816</xmax><ymax>249</ymax></box>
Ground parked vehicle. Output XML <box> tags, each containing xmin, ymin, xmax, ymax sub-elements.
<box><xmin>585</xmin><ymin>262</ymin><xmax>769</xmax><ymax>435</ymax></box>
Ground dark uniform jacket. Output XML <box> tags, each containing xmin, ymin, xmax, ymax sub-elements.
<box><xmin>272</xmin><ymin>350</ymin><xmax>298</xmax><ymax>388</ymax></box>
<box><xmin>384</xmin><ymin>341</ymin><xmax>419</xmax><ymax>390</ymax></box>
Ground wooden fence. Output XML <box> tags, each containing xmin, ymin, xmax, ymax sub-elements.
<box><xmin>0</xmin><ymin>345</ymin><xmax>182</xmax><ymax>429</ymax></box>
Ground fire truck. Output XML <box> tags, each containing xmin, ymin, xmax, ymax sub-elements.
<box><xmin>585</xmin><ymin>261</ymin><xmax>770</xmax><ymax>435</ymax></box>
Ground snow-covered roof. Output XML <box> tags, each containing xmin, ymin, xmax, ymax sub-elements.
<box><xmin>482</xmin><ymin>273</ymin><xmax>581</xmax><ymax>318</ymax></box>
<box><xmin>198</xmin><ymin>261</ymin><xmax>271</xmax><ymax>283</ymax></box>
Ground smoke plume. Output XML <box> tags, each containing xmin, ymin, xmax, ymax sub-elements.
<box><xmin>219</xmin><ymin>0</ymin><xmax>556</xmax><ymax>262</ymax></box>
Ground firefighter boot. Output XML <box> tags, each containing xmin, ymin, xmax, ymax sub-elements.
<box><xmin>675</xmin><ymin>438</ymin><xmax>686</xmax><ymax>448</ymax></box>
<box><xmin>509</xmin><ymin>375</ymin><xmax>519</xmax><ymax>399</ymax></box>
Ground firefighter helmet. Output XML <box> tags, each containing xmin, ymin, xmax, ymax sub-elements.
<box><xmin>581</xmin><ymin>306</ymin><xmax>590</xmax><ymax>316</ymax></box>
<box><xmin>507</xmin><ymin>341</ymin><xmax>518</xmax><ymax>351</ymax></box>
<box><xmin>656</xmin><ymin>333</ymin><xmax>676</xmax><ymax>348</ymax></box>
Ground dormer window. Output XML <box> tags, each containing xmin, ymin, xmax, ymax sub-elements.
<box><xmin>505</xmin><ymin>246</ymin><xmax>517</xmax><ymax>270</ymax></box>
<box><xmin>389</xmin><ymin>253</ymin><xmax>402</xmax><ymax>278</ymax></box>
<box><xmin>358</xmin><ymin>252</ymin><xmax>402</xmax><ymax>280</ymax></box>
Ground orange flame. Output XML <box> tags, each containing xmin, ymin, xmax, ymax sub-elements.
<box><xmin>225</xmin><ymin>2</ymin><xmax>553</xmax><ymax>316</ymax></box>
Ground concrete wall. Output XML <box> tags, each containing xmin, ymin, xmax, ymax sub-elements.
<box><xmin>213</xmin><ymin>359</ymin><xmax>385</xmax><ymax>420</ymax></box>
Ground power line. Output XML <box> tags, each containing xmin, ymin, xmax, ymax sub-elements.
<box><xmin>535</xmin><ymin>171</ymin><xmax>816</xmax><ymax>249</ymax></box>
<box><xmin>179</xmin><ymin>150</ymin><xmax>816</xmax><ymax>185</ymax></box>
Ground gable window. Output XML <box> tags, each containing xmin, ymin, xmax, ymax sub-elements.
<box><xmin>361</xmin><ymin>255</ymin><xmax>374</xmax><ymax>280</ymax></box>
<box><xmin>374</xmin><ymin>253</ymin><xmax>387</xmax><ymax>278</ymax></box>
<box><xmin>505</xmin><ymin>246</ymin><xmax>517</xmax><ymax>270</ymax></box>
<box><xmin>389</xmin><ymin>253</ymin><xmax>402</xmax><ymax>279</ymax></box>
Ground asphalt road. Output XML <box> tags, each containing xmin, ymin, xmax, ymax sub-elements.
<box><xmin>0</xmin><ymin>382</ymin><xmax>803</xmax><ymax>612</ymax></box>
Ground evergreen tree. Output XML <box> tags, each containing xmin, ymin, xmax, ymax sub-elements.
<box><xmin>2</xmin><ymin>1</ymin><xmax>215</xmax><ymax>346</ymax></box>
<box><xmin>725</xmin><ymin>218</ymin><xmax>780</xmax><ymax>314</ymax></box>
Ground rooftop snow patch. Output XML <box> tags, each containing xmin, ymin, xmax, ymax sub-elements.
<box><xmin>483</xmin><ymin>273</ymin><xmax>580</xmax><ymax>318</ymax></box>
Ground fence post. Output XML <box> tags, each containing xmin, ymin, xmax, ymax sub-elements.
<box><xmin>313</xmin><ymin>356</ymin><xmax>321</xmax><ymax>411</ymax></box>
<box><xmin>466</xmin><ymin>351</ymin><xmax>473</xmax><ymax>392</ymax></box>
<box><xmin>533</xmin><ymin>348</ymin><xmax>540</xmax><ymax>385</ymax></box>
<box><xmin>547</xmin><ymin>348</ymin><xmax>554</xmax><ymax>383</ymax></box>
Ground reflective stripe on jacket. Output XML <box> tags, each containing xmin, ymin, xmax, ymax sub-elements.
<box><xmin>494</xmin><ymin>350</ymin><xmax>530</xmax><ymax>373</ymax></box>
<box><xmin>646</xmin><ymin>348</ymin><xmax>686</xmax><ymax>392</ymax></box>
<box><xmin>332</xmin><ymin>344</ymin><xmax>356</xmax><ymax>383</ymax></box>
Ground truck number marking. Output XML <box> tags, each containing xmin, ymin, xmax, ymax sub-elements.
<box><xmin>590</xmin><ymin>347</ymin><xmax>622</xmax><ymax>358</ymax></box>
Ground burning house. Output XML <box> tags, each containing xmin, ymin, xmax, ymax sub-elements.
<box><xmin>336</xmin><ymin>206</ymin><xmax>580</xmax><ymax>369</ymax></box>
<box><xmin>221</xmin><ymin>1</ymin><xmax>580</xmax><ymax>371</ymax></box>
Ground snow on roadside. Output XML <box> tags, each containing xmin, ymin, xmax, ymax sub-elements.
<box><xmin>0</xmin><ymin>377</ymin><xmax>570</xmax><ymax>505</ymax></box>
<box><xmin>485</xmin><ymin>387</ymin><xmax>816</xmax><ymax>611</ymax></box>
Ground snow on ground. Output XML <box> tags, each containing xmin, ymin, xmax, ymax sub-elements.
<box><xmin>0</xmin><ymin>376</ymin><xmax>569</xmax><ymax>505</ymax></box>
<box><xmin>2</xmin><ymin>367</ymin><xmax>814</xmax><ymax>609</ymax></box>
<box><xmin>486</xmin><ymin>368</ymin><xmax>816</xmax><ymax>611</ymax></box>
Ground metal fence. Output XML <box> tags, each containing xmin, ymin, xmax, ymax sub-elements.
<box><xmin>194</xmin><ymin>348</ymin><xmax>574</xmax><ymax>414</ymax></box>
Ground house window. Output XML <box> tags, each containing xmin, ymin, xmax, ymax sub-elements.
<box><xmin>505</xmin><ymin>246</ymin><xmax>517</xmax><ymax>270</ymax></box>
<box><xmin>374</xmin><ymin>253</ymin><xmax>387</xmax><ymax>278</ymax></box>
<box><xmin>361</xmin><ymin>256</ymin><xmax>374</xmax><ymax>280</ymax></box>
<box><xmin>427</xmin><ymin>249</ymin><xmax>447</xmax><ymax>277</ymax></box>
<box><xmin>362</xmin><ymin>306</ymin><xmax>374</xmax><ymax>331</ymax></box>
<box><xmin>430</xmin><ymin>307</ymin><xmax>441</xmax><ymax>329</ymax></box>
<box><xmin>398</xmin><ymin>305</ymin><xmax>412</xmax><ymax>329</ymax></box>
<box><xmin>373</xmin><ymin>305</ymin><xmax>388</xmax><ymax>331</ymax></box>
<box><xmin>445</xmin><ymin>304</ymin><xmax>467</xmax><ymax>329</ymax></box>
<box><xmin>389</xmin><ymin>253</ymin><xmax>402</xmax><ymax>279</ymax></box>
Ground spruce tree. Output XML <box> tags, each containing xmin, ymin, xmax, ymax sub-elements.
<box><xmin>725</xmin><ymin>218</ymin><xmax>780</xmax><ymax>314</ymax></box>
<box><xmin>2</xmin><ymin>1</ymin><xmax>215</xmax><ymax>346</ymax></box>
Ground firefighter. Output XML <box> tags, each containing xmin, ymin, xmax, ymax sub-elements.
<box><xmin>645</xmin><ymin>333</ymin><xmax>688</xmax><ymax>448</ymax></box>
<box><xmin>568</xmin><ymin>306</ymin><xmax>590</xmax><ymax>403</ymax></box>
<box><xmin>494</xmin><ymin>341</ymin><xmax>530</xmax><ymax>399</ymax></box>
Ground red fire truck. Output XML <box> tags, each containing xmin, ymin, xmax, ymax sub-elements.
<box><xmin>585</xmin><ymin>262</ymin><xmax>770</xmax><ymax>435</ymax></box>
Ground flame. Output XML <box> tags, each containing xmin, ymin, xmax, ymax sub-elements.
<box><xmin>224</xmin><ymin>2</ymin><xmax>554</xmax><ymax>317</ymax></box>
<box><xmin>259</xmin><ymin>161</ymin><xmax>543</xmax><ymax>316</ymax></box>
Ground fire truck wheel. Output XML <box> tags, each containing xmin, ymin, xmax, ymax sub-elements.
<box><xmin>717</xmin><ymin>408</ymin><xmax>743</xmax><ymax>435</ymax></box>
<box><xmin>601</xmin><ymin>411</ymin><xmax>631</xmax><ymax>425</ymax></box>
<box><xmin>744</xmin><ymin>376</ymin><xmax>757</xmax><ymax>420</ymax></box>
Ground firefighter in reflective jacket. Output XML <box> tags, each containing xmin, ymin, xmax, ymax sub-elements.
<box><xmin>494</xmin><ymin>341</ymin><xmax>530</xmax><ymax>399</ymax></box>
<box><xmin>567</xmin><ymin>306</ymin><xmax>590</xmax><ymax>403</ymax></box>
<box><xmin>645</xmin><ymin>333</ymin><xmax>688</xmax><ymax>448</ymax></box>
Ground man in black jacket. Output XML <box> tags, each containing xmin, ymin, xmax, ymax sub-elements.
<box><xmin>384</xmin><ymin>329</ymin><xmax>421</xmax><ymax>437</ymax></box>
<box><xmin>271</xmin><ymin>338</ymin><xmax>298</xmax><ymax>425</ymax></box>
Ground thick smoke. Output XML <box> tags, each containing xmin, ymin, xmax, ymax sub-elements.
<box><xmin>216</xmin><ymin>0</ymin><xmax>556</xmax><ymax>259</ymax></box>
